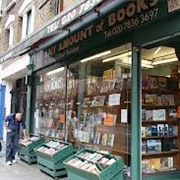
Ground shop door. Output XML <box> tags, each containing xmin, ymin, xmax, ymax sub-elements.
<box><xmin>11</xmin><ymin>79</ymin><xmax>27</xmax><ymax>118</ymax></box>
<box><xmin>0</xmin><ymin>85</ymin><xmax>6</xmax><ymax>140</ymax></box>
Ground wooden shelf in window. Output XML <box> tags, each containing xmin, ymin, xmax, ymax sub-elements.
<box><xmin>75</xmin><ymin>141</ymin><xmax>131</xmax><ymax>155</ymax></box>
<box><xmin>82</xmin><ymin>105</ymin><xmax>120</xmax><ymax>109</ymax></box>
<box><xmin>142</xmin><ymin>89</ymin><xmax>176</xmax><ymax>94</ymax></box>
<box><xmin>142</xmin><ymin>136</ymin><xmax>178</xmax><ymax>140</ymax></box>
<box><xmin>142</xmin><ymin>150</ymin><xmax>179</xmax><ymax>158</ymax></box>
<box><xmin>142</xmin><ymin>104</ymin><xmax>177</xmax><ymax>108</ymax></box>
<box><xmin>142</xmin><ymin>120</ymin><xmax>179</xmax><ymax>125</ymax></box>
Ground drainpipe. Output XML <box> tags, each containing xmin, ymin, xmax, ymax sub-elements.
<box><xmin>25</xmin><ymin>51</ymin><xmax>34</xmax><ymax>134</ymax></box>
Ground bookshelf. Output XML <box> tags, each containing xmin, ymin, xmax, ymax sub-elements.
<box><xmin>141</xmin><ymin>75</ymin><xmax>180</xmax><ymax>174</ymax></box>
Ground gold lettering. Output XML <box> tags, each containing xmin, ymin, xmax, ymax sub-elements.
<box><xmin>126</xmin><ymin>3</ymin><xmax>136</xmax><ymax>17</ymax></box>
<box><xmin>86</xmin><ymin>25</ymin><xmax>94</xmax><ymax>37</ymax></box>
<box><xmin>80</xmin><ymin>29</ymin><xmax>87</xmax><ymax>41</ymax></box>
<box><xmin>117</xmin><ymin>9</ymin><xmax>126</xmax><ymax>23</ymax></box>
<box><xmin>108</xmin><ymin>13</ymin><xmax>116</xmax><ymax>27</ymax></box>
<box><xmin>149</xmin><ymin>0</ymin><xmax>158</xmax><ymax>7</ymax></box>
<box><xmin>137</xmin><ymin>0</ymin><xmax>148</xmax><ymax>13</ymax></box>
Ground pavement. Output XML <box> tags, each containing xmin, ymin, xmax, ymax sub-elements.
<box><xmin>0</xmin><ymin>141</ymin><xmax>68</xmax><ymax>180</ymax></box>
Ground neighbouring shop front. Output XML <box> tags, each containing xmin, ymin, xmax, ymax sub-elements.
<box><xmin>27</xmin><ymin>0</ymin><xmax>180</xmax><ymax>179</ymax></box>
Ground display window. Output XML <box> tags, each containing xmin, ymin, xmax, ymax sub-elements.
<box><xmin>141</xmin><ymin>45</ymin><xmax>180</xmax><ymax>174</ymax></box>
<box><xmin>32</xmin><ymin>42</ymin><xmax>180</xmax><ymax>174</ymax></box>
<box><xmin>32</xmin><ymin>43</ymin><xmax>133</xmax><ymax>166</ymax></box>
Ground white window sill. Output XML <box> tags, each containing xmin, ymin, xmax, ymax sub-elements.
<box><xmin>4</xmin><ymin>0</ymin><xmax>16</xmax><ymax>12</ymax></box>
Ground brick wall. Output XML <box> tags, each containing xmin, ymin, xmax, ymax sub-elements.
<box><xmin>0</xmin><ymin>0</ymin><xmax>56</xmax><ymax>54</ymax></box>
<box><xmin>0</xmin><ymin>0</ymin><xmax>80</xmax><ymax>55</ymax></box>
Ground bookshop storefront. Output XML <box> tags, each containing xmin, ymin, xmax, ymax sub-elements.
<box><xmin>28</xmin><ymin>0</ymin><xmax>180</xmax><ymax>179</ymax></box>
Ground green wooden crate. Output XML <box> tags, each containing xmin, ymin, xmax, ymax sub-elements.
<box><xmin>17</xmin><ymin>136</ymin><xmax>45</xmax><ymax>164</ymax></box>
<box><xmin>63</xmin><ymin>148</ymin><xmax>124</xmax><ymax>180</ymax></box>
<box><xmin>35</xmin><ymin>140</ymin><xmax>74</xmax><ymax>179</ymax></box>
<box><xmin>35</xmin><ymin>140</ymin><xmax>74</xmax><ymax>163</ymax></box>
<box><xmin>19</xmin><ymin>136</ymin><xmax>45</xmax><ymax>151</ymax></box>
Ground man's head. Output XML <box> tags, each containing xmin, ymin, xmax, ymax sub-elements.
<box><xmin>15</xmin><ymin>113</ymin><xmax>23</xmax><ymax>121</ymax></box>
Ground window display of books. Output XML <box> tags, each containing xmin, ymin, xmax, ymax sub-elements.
<box><xmin>142</xmin><ymin>157</ymin><xmax>178</xmax><ymax>173</ymax></box>
<box><xmin>36</xmin><ymin>140</ymin><xmax>67</xmax><ymax>156</ymax></box>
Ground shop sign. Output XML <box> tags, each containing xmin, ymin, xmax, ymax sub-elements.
<box><xmin>167</xmin><ymin>0</ymin><xmax>180</xmax><ymax>13</ymax></box>
<box><xmin>46</xmin><ymin>0</ymin><xmax>103</xmax><ymax>34</ymax></box>
<box><xmin>46</xmin><ymin>0</ymin><xmax>169</xmax><ymax>58</ymax></box>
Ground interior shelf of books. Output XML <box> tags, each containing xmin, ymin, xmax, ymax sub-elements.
<box><xmin>141</xmin><ymin>74</ymin><xmax>180</xmax><ymax>177</ymax></box>
<box><xmin>17</xmin><ymin>135</ymin><xmax>45</xmax><ymax>164</ymax></box>
<box><xmin>35</xmin><ymin>139</ymin><xmax>74</xmax><ymax>179</ymax></box>
<box><xmin>63</xmin><ymin>148</ymin><xmax>124</xmax><ymax>180</ymax></box>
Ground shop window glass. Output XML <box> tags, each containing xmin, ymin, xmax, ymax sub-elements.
<box><xmin>67</xmin><ymin>44</ymin><xmax>132</xmax><ymax>166</ymax></box>
<box><xmin>141</xmin><ymin>45</ymin><xmax>180</xmax><ymax>174</ymax></box>
<box><xmin>33</xmin><ymin>66</ymin><xmax>67</xmax><ymax>139</ymax></box>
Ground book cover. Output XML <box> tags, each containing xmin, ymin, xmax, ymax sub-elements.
<box><xmin>169</xmin><ymin>108</ymin><xmax>178</xmax><ymax>122</ymax></box>
<box><xmin>158</xmin><ymin>77</ymin><xmax>167</xmax><ymax>89</ymax></box>
<box><xmin>146</xmin><ymin>126</ymin><xmax>152</xmax><ymax>137</ymax></box>
<box><xmin>152</xmin><ymin>109</ymin><xmax>166</xmax><ymax>121</ymax></box>
<box><xmin>91</xmin><ymin>95</ymin><xmax>106</xmax><ymax>107</ymax></box>
<box><xmin>149</xmin><ymin>76</ymin><xmax>158</xmax><ymax>89</ymax></box>
<box><xmin>147</xmin><ymin>140</ymin><xmax>161</xmax><ymax>153</ymax></box>
<box><xmin>142</xmin><ymin>109</ymin><xmax>146</xmax><ymax>121</ymax></box>
<box><xmin>151</xmin><ymin>125</ymin><xmax>158</xmax><ymax>136</ymax></box>
<box><xmin>83</xmin><ymin>97</ymin><xmax>91</xmax><ymax>107</ymax></box>
<box><xmin>146</xmin><ymin>110</ymin><xmax>153</xmax><ymax>121</ymax></box>
<box><xmin>142</xmin><ymin>140</ymin><xmax>147</xmax><ymax>154</ymax></box>
<box><xmin>157</xmin><ymin>124</ymin><xmax>165</xmax><ymax>136</ymax></box>
<box><xmin>168</xmin><ymin>157</ymin><xmax>174</xmax><ymax>167</ymax></box>
<box><xmin>145</xmin><ymin>94</ymin><xmax>158</xmax><ymax>104</ymax></box>
<box><xmin>142</xmin><ymin>127</ymin><xmax>146</xmax><ymax>137</ymax></box>
<box><xmin>162</xmin><ymin>139</ymin><xmax>172</xmax><ymax>151</ymax></box>
<box><xmin>101</xmin><ymin>133</ymin><xmax>108</xmax><ymax>146</ymax></box>
<box><xmin>149</xmin><ymin>158</ymin><xmax>161</xmax><ymax>169</ymax></box>
<box><xmin>106</xmin><ymin>133</ymin><xmax>115</xmax><ymax>147</ymax></box>
<box><xmin>103</xmin><ymin>113</ymin><xmax>115</xmax><ymax>126</ymax></box>
<box><xmin>108</xmin><ymin>93</ymin><xmax>121</xmax><ymax>106</ymax></box>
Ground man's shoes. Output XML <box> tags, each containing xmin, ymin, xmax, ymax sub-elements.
<box><xmin>7</xmin><ymin>161</ymin><xmax>12</xmax><ymax>166</ymax></box>
<box><xmin>12</xmin><ymin>159</ymin><xmax>17</xmax><ymax>164</ymax></box>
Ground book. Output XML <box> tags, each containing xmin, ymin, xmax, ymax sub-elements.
<box><xmin>169</xmin><ymin>108</ymin><xmax>178</xmax><ymax>122</ymax></box>
<box><xmin>108</xmin><ymin>93</ymin><xmax>121</xmax><ymax>106</ymax></box>
<box><xmin>83</xmin><ymin>97</ymin><xmax>91</xmax><ymax>107</ymax></box>
<box><xmin>146</xmin><ymin>110</ymin><xmax>153</xmax><ymax>121</ymax></box>
<box><xmin>158</xmin><ymin>77</ymin><xmax>167</xmax><ymax>89</ymax></box>
<box><xmin>103</xmin><ymin>113</ymin><xmax>115</xmax><ymax>126</ymax></box>
<box><xmin>145</xmin><ymin>94</ymin><xmax>158</xmax><ymax>104</ymax></box>
<box><xmin>142</xmin><ymin>127</ymin><xmax>146</xmax><ymax>137</ymax></box>
<box><xmin>91</xmin><ymin>96</ymin><xmax>106</xmax><ymax>107</ymax></box>
<box><xmin>157</xmin><ymin>124</ymin><xmax>165</xmax><ymax>136</ymax></box>
<box><xmin>152</xmin><ymin>109</ymin><xmax>166</xmax><ymax>121</ymax></box>
<box><xmin>149</xmin><ymin>158</ymin><xmax>161</xmax><ymax>169</ymax></box>
<box><xmin>149</xmin><ymin>77</ymin><xmax>158</xmax><ymax>89</ymax></box>
<box><xmin>147</xmin><ymin>140</ymin><xmax>161</xmax><ymax>153</ymax></box>
<box><xmin>142</xmin><ymin>109</ymin><xmax>146</xmax><ymax>121</ymax></box>
<box><xmin>106</xmin><ymin>133</ymin><xmax>115</xmax><ymax>147</ymax></box>
<box><xmin>142</xmin><ymin>140</ymin><xmax>147</xmax><ymax>153</ymax></box>
<box><xmin>101</xmin><ymin>133</ymin><xmax>108</xmax><ymax>146</ymax></box>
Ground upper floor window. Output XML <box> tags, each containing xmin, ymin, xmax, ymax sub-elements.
<box><xmin>19</xmin><ymin>0</ymin><xmax>35</xmax><ymax>40</ymax></box>
<box><xmin>4</xmin><ymin>0</ymin><xmax>16</xmax><ymax>12</ymax></box>
<box><xmin>5</xmin><ymin>14</ymin><xmax>15</xmax><ymax>47</ymax></box>
<box><xmin>26</xmin><ymin>9</ymin><xmax>32</xmax><ymax>36</ymax></box>
<box><xmin>56</xmin><ymin>0</ymin><xmax>63</xmax><ymax>14</ymax></box>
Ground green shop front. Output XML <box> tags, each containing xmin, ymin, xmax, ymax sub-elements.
<box><xmin>27</xmin><ymin>0</ymin><xmax>180</xmax><ymax>179</ymax></box>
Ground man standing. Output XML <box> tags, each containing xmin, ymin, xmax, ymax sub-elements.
<box><xmin>4</xmin><ymin>113</ymin><xmax>27</xmax><ymax>165</ymax></box>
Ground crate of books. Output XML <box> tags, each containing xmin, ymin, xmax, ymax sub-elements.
<box><xmin>35</xmin><ymin>140</ymin><xmax>74</xmax><ymax>179</ymax></box>
<box><xmin>18</xmin><ymin>135</ymin><xmax>45</xmax><ymax>164</ymax></box>
<box><xmin>63</xmin><ymin>148</ymin><xmax>124</xmax><ymax>180</ymax></box>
